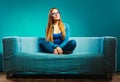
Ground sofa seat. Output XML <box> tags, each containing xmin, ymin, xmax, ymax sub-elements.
<box><xmin>12</xmin><ymin>52</ymin><xmax>104</xmax><ymax>74</ymax></box>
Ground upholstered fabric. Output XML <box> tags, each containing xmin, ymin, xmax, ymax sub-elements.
<box><xmin>70</xmin><ymin>37</ymin><xmax>104</xmax><ymax>53</ymax></box>
<box><xmin>2</xmin><ymin>36</ymin><xmax>117</xmax><ymax>74</ymax></box>
<box><xmin>14</xmin><ymin>52</ymin><xmax>104</xmax><ymax>74</ymax></box>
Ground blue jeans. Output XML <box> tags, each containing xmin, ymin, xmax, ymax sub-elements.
<box><xmin>39</xmin><ymin>40</ymin><xmax>76</xmax><ymax>53</ymax></box>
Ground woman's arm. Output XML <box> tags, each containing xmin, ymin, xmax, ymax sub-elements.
<box><xmin>49</xmin><ymin>42</ymin><xmax>58</xmax><ymax>49</ymax></box>
<box><xmin>59</xmin><ymin>23</ymin><xmax>70</xmax><ymax>48</ymax></box>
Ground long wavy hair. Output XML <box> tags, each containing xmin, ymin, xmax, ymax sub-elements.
<box><xmin>46</xmin><ymin>8</ymin><xmax>66</xmax><ymax>42</ymax></box>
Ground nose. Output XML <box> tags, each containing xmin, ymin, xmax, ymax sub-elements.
<box><xmin>55</xmin><ymin>13</ymin><xmax>58</xmax><ymax>16</ymax></box>
<box><xmin>54</xmin><ymin>12</ymin><xmax>58</xmax><ymax>15</ymax></box>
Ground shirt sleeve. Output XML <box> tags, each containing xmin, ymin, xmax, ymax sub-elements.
<box><xmin>49</xmin><ymin>42</ymin><xmax>58</xmax><ymax>49</ymax></box>
<box><xmin>59</xmin><ymin>23</ymin><xmax>70</xmax><ymax>48</ymax></box>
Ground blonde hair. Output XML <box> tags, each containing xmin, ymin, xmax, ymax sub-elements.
<box><xmin>46</xmin><ymin>8</ymin><xmax>66</xmax><ymax>42</ymax></box>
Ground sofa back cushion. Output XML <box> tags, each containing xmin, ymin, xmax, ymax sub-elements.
<box><xmin>69</xmin><ymin>37</ymin><xmax>103</xmax><ymax>53</ymax></box>
<box><xmin>20</xmin><ymin>37</ymin><xmax>44</xmax><ymax>52</ymax></box>
<box><xmin>20</xmin><ymin>37</ymin><xmax>103</xmax><ymax>53</ymax></box>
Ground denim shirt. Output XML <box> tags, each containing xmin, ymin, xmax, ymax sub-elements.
<box><xmin>49</xmin><ymin>23</ymin><xmax>70</xmax><ymax>49</ymax></box>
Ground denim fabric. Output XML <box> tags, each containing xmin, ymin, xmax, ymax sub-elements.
<box><xmin>39</xmin><ymin>40</ymin><xmax>54</xmax><ymax>53</ymax></box>
<box><xmin>39</xmin><ymin>40</ymin><xmax>76</xmax><ymax>53</ymax></box>
<box><xmin>62</xmin><ymin>40</ymin><xmax>76</xmax><ymax>52</ymax></box>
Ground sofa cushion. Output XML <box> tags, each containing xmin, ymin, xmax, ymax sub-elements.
<box><xmin>20</xmin><ymin>37</ymin><xmax>44</xmax><ymax>52</ymax></box>
<box><xmin>20</xmin><ymin>37</ymin><xmax>103</xmax><ymax>53</ymax></box>
<box><xmin>14</xmin><ymin>52</ymin><xmax>104</xmax><ymax>74</ymax></box>
<box><xmin>69</xmin><ymin>37</ymin><xmax>103</xmax><ymax>53</ymax></box>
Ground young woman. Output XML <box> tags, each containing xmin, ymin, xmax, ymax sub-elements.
<box><xmin>39</xmin><ymin>8</ymin><xmax>76</xmax><ymax>55</ymax></box>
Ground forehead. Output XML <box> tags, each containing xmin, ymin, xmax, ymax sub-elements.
<box><xmin>52</xmin><ymin>9</ymin><xmax>58</xmax><ymax>13</ymax></box>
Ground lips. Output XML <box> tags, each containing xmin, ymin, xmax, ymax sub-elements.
<box><xmin>55</xmin><ymin>16</ymin><xmax>59</xmax><ymax>18</ymax></box>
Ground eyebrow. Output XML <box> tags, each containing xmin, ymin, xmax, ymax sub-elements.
<box><xmin>52</xmin><ymin>11</ymin><xmax>58</xmax><ymax>13</ymax></box>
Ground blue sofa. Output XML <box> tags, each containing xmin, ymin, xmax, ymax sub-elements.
<box><xmin>2</xmin><ymin>36</ymin><xmax>117</xmax><ymax>79</ymax></box>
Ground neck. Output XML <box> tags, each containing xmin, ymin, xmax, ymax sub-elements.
<box><xmin>53</xmin><ymin>20</ymin><xmax>59</xmax><ymax>25</ymax></box>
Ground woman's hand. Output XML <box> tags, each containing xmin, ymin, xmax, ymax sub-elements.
<box><xmin>56</xmin><ymin>47</ymin><xmax>63</xmax><ymax>54</ymax></box>
<box><xmin>53</xmin><ymin>49</ymin><xmax>58</xmax><ymax>54</ymax></box>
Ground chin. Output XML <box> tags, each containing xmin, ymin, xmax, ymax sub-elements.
<box><xmin>54</xmin><ymin>18</ymin><xmax>60</xmax><ymax>21</ymax></box>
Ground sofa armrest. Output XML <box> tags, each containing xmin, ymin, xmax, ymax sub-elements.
<box><xmin>2</xmin><ymin>36</ymin><xmax>21</xmax><ymax>72</ymax></box>
<box><xmin>103</xmin><ymin>36</ymin><xmax>117</xmax><ymax>73</ymax></box>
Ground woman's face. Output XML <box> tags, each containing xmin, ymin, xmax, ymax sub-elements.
<box><xmin>51</xmin><ymin>9</ymin><xmax>60</xmax><ymax>21</ymax></box>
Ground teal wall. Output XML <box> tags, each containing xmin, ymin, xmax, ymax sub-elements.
<box><xmin>0</xmin><ymin>0</ymin><xmax>120</xmax><ymax>71</ymax></box>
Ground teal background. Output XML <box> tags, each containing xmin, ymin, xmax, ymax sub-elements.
<box><xmin>0</xmin><ymin>0</ymin><xmax>120</xmax><ymax>71</ymax></box>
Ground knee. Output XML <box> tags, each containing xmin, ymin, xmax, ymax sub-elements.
<box><xmin>39</xmin><ymin>40</ymin><xmax>47</xmax><ymax>47</ymax></box>
<box><xmin>39</xmin><ymin>40</ymin><xmax>43</xmax><ymax>46</ymax></box>
<box><xmin>69</xmin><ymin>40</ymin><xmax>77</xmax><ymax>47</ymax></box>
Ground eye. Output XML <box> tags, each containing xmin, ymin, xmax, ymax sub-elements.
<box><xmin>51</xmin><ymin>12</ymin><xmax>59</xmax><ymax>16</ymax></box>
<box><xmin>51</xmin><ymin>13</ymin><xmax>55</xmax><ymax>16</ymax></box>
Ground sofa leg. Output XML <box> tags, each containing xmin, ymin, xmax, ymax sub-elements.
<box><xmin>106</xmin><ymin>73</ymin><xmax>112</xmax><ymax>80</ymax></box>
<box><xmin>6</xmin><ymin>72</ymin><xmax>14</xmax><ymax>79</ymax></box>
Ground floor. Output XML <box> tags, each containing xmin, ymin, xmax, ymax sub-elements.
<box><xmin>0</xmin><ymin>72</ymin><xmax>120</xmax><ymax>82</ymax></box>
